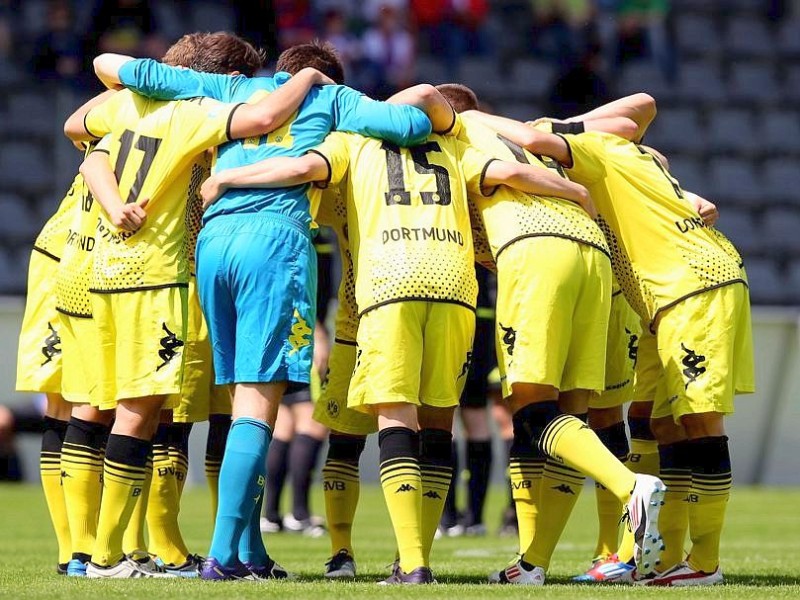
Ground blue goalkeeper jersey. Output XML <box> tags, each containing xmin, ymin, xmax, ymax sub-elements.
<box><xmin>118</xmin><ymin>59</ymin><xmax>432</xmax><ymax>225</ymax></box>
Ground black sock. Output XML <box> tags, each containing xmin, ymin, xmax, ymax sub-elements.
<box><xmin>441</xmin><ymin>440</ymin><xmax>459</xmax><ymax>527</ymax></box>
<box><xmin>686</xmin><ymin>435</ymin><xmax>732</xmax><ymax>485</ymax></box>
<box><xmin>105</xmin><ymin>433</ymin><xmax>151</xmax><ymax>467</ymax></box>
<box><xmin>504</xmin><ymin>437</ymin><xmax>514</xmax><ymax>509</ymax></box>
<box><xmin>327</xmin><ymin>433</ymin><xmax>366</xmax><ymax>463</ymax></box>
<box><xmin>513</xmin><ymin>400</ymin><xmax>560</xmax><ymax>452</ymax></box>
<box><xmin>204</xmin><ymin>414</ymin><xmax>230</xmax><ymax>471</ymax></box>
<box><xmin>465</xmin><ymin>440</ymin><xmax>492</xmax><ymax>527</ymax></box>
<box><xmin>42</xmin><ymin>416</ymin><xmax>68</xmax><ymax>452</ymax></box>
<box><xmin>289</xmin><ymin>433</ymin><xmax>324</xmax><ymax>521</ymax></box>
<box><xmin>378</xmin><ymin>426</ymin><xmax>418</xmax><ymax>462</ymax></box>
<box><xmin>593</xmin><ymin>421</ymin><xmax>630</xmax><ymax>460</ymax></box>
<box><xmin>264</xmin><ymin>438</ymin><xmax>290</xmax><ymax>522</ymax></box>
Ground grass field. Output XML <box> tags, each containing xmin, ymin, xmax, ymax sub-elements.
<box><xmin>1</xmin><ymin>483</ymin><xmax>799</xmax><ymax>598</ymax></box>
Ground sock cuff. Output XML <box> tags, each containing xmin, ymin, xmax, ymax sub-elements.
<box><xmin>686</xmin><ymin>436</ymin><xmax>731</xmax><ymax>474</ymax></box>
<box><xmin>419</xmin><ymin>428</ymin><xmax>453</xmax><ymax>466</ymax></box>
<box><xmin>378</xmin><ymin>427</ymin><xmax>418</xmax><ymax>463</ymax></box>
<box><xmin>594</xmin><ymin>421</ymin><xmax>630</xmax><ymax>459</ymax></box>
<box><xmin>294</xmin><ymin>433</ymin><xmax>324</xmax><ymax>448</ymax></box>
<box><xmin>231</xmin><ymin>416</ymin><xmax>272</xmax><ymax>433</ymax></box>
<box><xmin>65</xmin><ymin>417</ymin><xmax>109</xmax><ymax>449</ymax></box>
<box><xmin>328</xmin><ymin>434</ymin><xmax>366</xmax><ymax>462</ymax></box>
<box><xmin>539</xmin><ymin>413</ymin><xmax>581</xmax><ymax>458</ymax></box>
<box><xmin>43</xmin><ymin>416</ymin><xmax>69</xmax><ymax>436</ymax></box>
<box><xmin>627</xmin><ymin>415</ymin><xmax>656</xmax><ymax>441</ymax></box>
<box><xmin>466</xmin><ymin>439</ymin><xmax>493</xmax><ymax>453</ymax></box>
<box><xmin>630</xmin><ymin>438</ymin><xmax>658</xmax><ymax>455</ymax></box>
<box><xmin>105</xmin><ymin>434</ymin><xmax>152</xmax><ymax>469</ymax></box>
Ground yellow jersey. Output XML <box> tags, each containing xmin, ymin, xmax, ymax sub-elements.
<box><xmin>312</xmin><ymin>131</ymin><xmax>492</xmax><ymax>315</ymax></box>
<box><xmin>34</xmin><ymin>170</ymin><xmax>89</xmax><ymax>262</ymax></box>
<box><xmin>456</xmin><ymin>115</ymin><xmax>609</xmax><ymax>262</ymax></box>
<box><xmin>315</xmin><ymin>185</ymin><xmax>359</xmax><ymax>343</ymax></box>
<box><xmin>55</xmin><ymin>140</ymin><xmax>109</xmax><ymax>317</ymax></box>
<box><xmin>83</xmin><ymin>90</ymin><xmax>239</xmax><ymax>292</ymax></box>
<box><xmin>562</xmin><ymin>131</ymin><xmax>745</xmax><ymax>326</ymax></box>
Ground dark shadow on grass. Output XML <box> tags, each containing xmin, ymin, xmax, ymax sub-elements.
<box><xmin>722</xmin><ymin>574</ymin><xmax>800</xmax><ymax>586</ymax></box>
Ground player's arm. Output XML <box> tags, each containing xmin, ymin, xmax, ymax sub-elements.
<box><xmin>333</xmin><ymin>85</ymin><xmax>432</xmax><ymax>146</ymax></box>
<box><xmin>200</xmin><ymin>154</ymin><xmax>330</xmax><ymax>208</ymax></box>
<box><xmin>79</xmin><ymin>145</ymin><xmax>148</xmax><ymax>231</ymax></box>
<box><xmin>463</xmin><ymin>110</ymin><xmax>574</xmax><ymax>165</ymax></box>
<box><xmin>63</xmin><ymin>89</ymin><xmax>117</xmax><ymax>141</ymax></box>
<box><xmin>483</xmin><ymin>160</ymin><xmax>597</xmax><ymax>218</ymax></box>
<box><xmin>386</xmin><ymin>84</ymin><xmax>456</xmax><ymax>135</ymax></box>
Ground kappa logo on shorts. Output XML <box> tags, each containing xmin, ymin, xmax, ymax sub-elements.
<box><xmin>499</xmin><ymin>323</ymin><xmax>517</xmax><ymax>357</ymax></box>
<box><xmin>680</xmin><ymin>343</ymin><xmax>707</xmax><ymax>388</ymax></box>
<box><xmin>156</xmin><ymin>323</ymin><xmax>184</xmax><ymax>371</ymax></box>
<box><xmin>288</xmin><ymin>309</ymin><xmax>312</xmax><ymax>355</ymax></box>
<box><xmin>40</xmin><ymin>322</ymin><xmax>62</xmax><ymax>366</ymax></box>
<box><xmin>458</xmin><ymin>351</ymin><xmax>473</xmax><ymax>379</ymax></box>
<box><xmin>327</xmin><ymin>398</ymin><xmax>340</xmax><ymax>418</ymax></box>
<box><xmin>626</xmin><ymin>327</ymin><xmax>639</xmax><ymax>367</ymax></box>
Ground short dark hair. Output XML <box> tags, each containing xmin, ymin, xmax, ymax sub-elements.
<box><xmin>162</xmin><ymin>32</ymin><xmax>265</xmax><ymax>76</ymax></box>
<box><xmin>276</xmin><ymin>40</ymin><xmax>345</xmax><ymax>85</ymax></box>
<box><xmin>435</xmin><ymin>83</ymin><xmax>479</xmax><ymax>113</ymax></box>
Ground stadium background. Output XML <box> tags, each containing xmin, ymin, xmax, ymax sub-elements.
<box><xmin>0</xmin><ymin>0</ymin><xmax>798</xmax><ymax>485</ymax></box>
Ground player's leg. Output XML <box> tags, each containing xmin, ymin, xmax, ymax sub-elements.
<box><xmin>263</xmin><ymin>402</ymin><xmax>293</xmax><ymax>531</ymax></box>
<box><xmin>491</xmin><ymin>391</ymin><xmax>518</xmax><ymax>538</ymax></box>
<box><xmin>205</xmin><ymin>410</ymin><xmax>231</xmax><ymax>519</ymax></box>
<box><xmin>41</xmin><ymin>394</ymin><xmax>72</xmax><ymax>573</ymax></box>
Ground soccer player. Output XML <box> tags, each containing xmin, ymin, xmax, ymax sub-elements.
<box><xmin>472</xmin><ymin>110</ymin><xmax>753</xmax><ymax>587</ymax></box>
<box><xmin>435</xmin><ymin>84</ymin><xmax>666</xmax><ymax>585</ymax></box>
<box><xmin>92</xmin><ymin>41</ymin><xmax>442</xmax><ymax>580</ymax></box>
<box><xmin>63</xmin><ymin>59</ymin><xmax>333</xmax><ymax>578</ymax></box>
<box><xmin>197</xmin><ymin>94</ymin><xmax>601</xmax><ymax>583</ymax></box>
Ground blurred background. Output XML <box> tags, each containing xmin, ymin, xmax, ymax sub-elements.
<box><xmin>0</xmin><ymin>0</ymin><xmax>798</xmax><ymax>485</ymax></box>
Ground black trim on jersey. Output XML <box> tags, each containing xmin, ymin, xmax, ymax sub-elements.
<box><xmin>225</xmin><ymin>103</ymin><xmax>247</xmax><ymax>141</ymax></box>
<box><xmin>436</xmin><ymin>108</ymin><xmax>458</xmax><ymax>136</ymax></box>
<box><xmin>32</xmin><ymin>246</ymin><xmax>61</xmax><ymax>263</ymax></box>
<box><xmin>494</xmin><ymin>233</ymin><xmax>611</xmax><ymax>262</ymax></box>
<box><xmin>612</xmin><ymin>289</ymin><xmax>623</xmax><ymax>298</ymax></box>
<box><xmin>649</xmin><ymin>279</ymin><xmax>749</xmax><ymax>334</ymax></box>
<box><xmin>89</xmin><ymin>148</ymin><xmax>110</xmax><ymax>156</ymax></box>
<box><xmin>55</xmin><ymin>307</ymin><xmax>93</xmax><ymax>319</ymax></box>
<box><xmin>308</xmin><ymin>149</ymin><xmax>332</xmax><ymax>189</ymax></box>
<box><xmin>479</xmin><ymin>158</ymin><xmax>501</xmax><ymax>197</ymax></box>
<box><xmin>553</xmin><ymin>133</ymin><xmax>575</xmax><ymax>168</ymax></box>
<box><xmin>333</xmin><ymin>338</ymin><xmax>358</xmax><ymax>347</ymax></box>
<box><xmin>359</xmin><ymin>296</ymin><xmax>476</xmax><ymax>318</ymax></box>
<box><xmin>551</xmin><ymin>121</ymin><xmax>585</xmax><ymax>135</ymax></box>
<box><xmin>83</xmin><ymin>113</ymin><xmax>102</xmax><ymax>140</ymax></box>
<box><xmin>88</xmin><ymin>282</ymin><xmax>189</xmax><ymax>294</ymax></box>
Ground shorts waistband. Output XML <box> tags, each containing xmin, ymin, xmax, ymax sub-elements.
<box><xmin>205</xmin><ymin>212</ymin><xmax>311</xmax><ymax>238</ymax></box>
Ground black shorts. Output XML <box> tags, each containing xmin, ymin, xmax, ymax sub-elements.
<box><xmin>460</xmin><ymin>317</ymin><xmax>498</xmax><ymax>408</ymax></box>
<box><xmin>281</xmin><ymin>386</ymin><xmax>312</xmax><ymax>406</ymax></box>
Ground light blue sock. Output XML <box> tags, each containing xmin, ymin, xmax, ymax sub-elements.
<box><xmin>208</xmin><ymin>417</ymin><xmax>271</xmax><ymax>566</ymax></box>
<box><xmin>238</xmin><ymin>489</ymin><xmax>269</xmax><ymax>567</ymax></box>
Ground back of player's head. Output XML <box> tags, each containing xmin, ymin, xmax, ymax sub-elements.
<box><xmin>276</xmin><ymin>40</ymin><xmax>345</xmax><ymax>85</ymax></box>
<box><xmin>435</xmin><ymin>84</ymin><xmax>479</xmax><ymax>113</ymax></box>
<box><xmin>162</xmin><ymin>32</ymin><xmax>265</xmax><ymax>77</ymax></box>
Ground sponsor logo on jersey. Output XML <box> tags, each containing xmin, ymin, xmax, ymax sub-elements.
<box><xmin>381</xmin><ymin>227</ymin><xmax>465</xmax><ymax>246</ymax></box>
<box><xmin>680</xmin><ymin>343</ymin><xmax>707</xmax><ymax>388</ymax></box>
<box><xmin>288</xmin><ymin>309</ymin><xmax>312</xmax><ymax>356</ymax></box>
<box><xmin>675</xmin><ymin>216</ymin><xmax>707</xmax><ymax>234</ymax></box>
<box><xmin>40</xmin><ymin>322</ymin><xmax>62</xmax><ymax>366</ymax></box>
<box><xmin>156</xmin><ymin>323</ymin><xmax>184</xmax><ymax>371</ymax></box>
<box><xmin>499</xmin><ymin>323</ymin><xmax>516</xmax><ymax>357</ymax></box>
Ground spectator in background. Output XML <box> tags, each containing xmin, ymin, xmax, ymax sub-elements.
<box><xmin>546</xmin><ymin>41</ymin><xmax>610</xmax><ymax>120</ymax></box>
<box><xmin>0</xmin><ymin>395</ymin><xmax>47</xmax><ymax>482</ymax></box>
<box><xmin>530</xmin><ymin>0</ymin><xmax>594</xmax><ymax>68</ymax></box>
<box><xmin>363</xmin><ymin>0</ymin><xmax>408</xmax><ymax>23</ymax></box>
<box><xmin>362</xmin><ymin>3</ymin><xmax>415</xmax><ymax>97</ymax></box>
<box><xmin>320</xmin><ymin>8</ymin><xmax>361</xmax><ymax>82</ymax></box>
<box><xmin>88</xmin><ymin>0</ymin><xmax>168</xmax><ymax>60</ymax></box>
<box><xmin>30</xmin><ymin>0</ymin><xmax>84</xmax><ymax>87</ymax></box>
<box><xmin>275</xmin><ymin>0</ymin><xmax>316</xmax><ymax>50</ymax></box>
<box><xmin>0</xmin><ymin>0</ymin><xmax>18</xmax><ymax>65</ymax></box>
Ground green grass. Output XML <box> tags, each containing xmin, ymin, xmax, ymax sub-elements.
<box><xmin>1</xmin><ymin>484</ymin><xmax>799</xmax><ymax>598</ymax></box>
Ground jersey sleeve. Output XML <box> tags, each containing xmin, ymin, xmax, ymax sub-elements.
<box><xmin>90</xmin><ymin>134</ymin><xmax>113</xmax><ymax>155</ymax></box>
<box><xmin>83</xmin><ymin>90</ymin><xmax>131</xmax><ymax>139</ymax></box>
<box><xmin>173</xmin><ymin>98</ymin><xmax>243</xmax><ymax>155</ymax></box>
<box><xmin>559</xmin><ymin>132</ymin><xmax>607</xmax><ymax>185</ymax></box>
<box><xmin>332</xmin><ymin>86</ymin><xmax>432</xmax><ymax>146</ymax></box>
<box><xmin>309</xmin><ymin>132</ymin><xmax>352</xmax><ymax>187</ymax></box>
<box><xmin>457</xmin><ymin>139</ymin><xmax>497</xmax><ymax>196</ymax></box>
<box><xmin>118</xmin><ymin>58</ymin><xmax>232</xmax><ymax>101</ymax></box>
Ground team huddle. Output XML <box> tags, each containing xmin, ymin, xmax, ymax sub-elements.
<box><xmin>15</xmin><ymin>30</ymin><xmax>753</xmax><ymax>587</ymax></box>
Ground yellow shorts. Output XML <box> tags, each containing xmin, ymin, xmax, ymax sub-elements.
<box><xmin>91</xmin><ymin>286</ymin><xmax>188</xmax><ymax>409</ymax></box>
<box><xmin>313</xmin><ymin>339</ymin><xmax>377</xmax><ymax>435</ymax></box>
<box><xmin>348</xmin><ymin>301</ymin><xmax>475</xmax><ymax>411</ymax></box>
<box><xmin>495</xmin><ymin>237</ymin><xmax>611</xmax><ymax>398</ymax></box>
<box><xmin>59</xmin><ymin>313</ymin><xmax>99</xmax><ymax>404</ymax></box>
<box><xmin>590</xmin><ymin>292</ymin><xmax>642</xmax><ymax>409</ymax></box>
<box><xmin>16</xmin><ymin>250</ymin><xmax>62</xmax><ymax>393</ymax></box>
<box><xmin>652</xmin><ymin>283</ymin><xmax>755</xmax><ymax>422</ymax></box>
<box><xmin>170</xmin><ymin>280</ymin><xmax>231</xmax><ymax>422</ymax></box>
<box><xmin>632</xmin><ymin>327</ymin><xmax>663</xmax><ymax>404</ymax></box>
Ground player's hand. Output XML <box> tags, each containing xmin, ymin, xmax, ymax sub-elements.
<box><xmin>109</xmin><ymin>199</ymin><xmax>147</xmax><ymax>231</ymax></box>
<box><xmin>200</xmin><ymin>175</ymin><xmax>227</xmax><ymax>209</ymax></box>
<box><xmin>687</xmin><ymin>192</ymin><xmax>719</xmax><ymax>227</ymax></box>
<box><xmin>313</xmin><ymin>324</ymin><xmax>331</xmax><ymax>381</ymax></box>
<box><xmin>579</xmin><ymin>188</ymin><xmax>598</xmax><ymax>220</ymax></box>
<box><xmin>526</xmin><ymin>117</ymin><xmax>556</xmax><ymax>129</ymax></box>
<box><xmin>299</xmin><ymin>67</ymin><xmax>335</xmax><ymax>86</ymax></box>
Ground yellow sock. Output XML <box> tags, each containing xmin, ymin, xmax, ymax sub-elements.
<box><xmin>617</xmin><ymin>439</ymin><xmax>660</xmax><ymax>563</ymax></box>
<box><xmin>322</xmin><ymin>459</ymin><xmax>360</xmax><ymax>557</ymax></box>
<box><xmin>170</xmin><ymin>444</ymin><xmax>189</xmax><ymax>497</ymax></box>
<box><xmin>420</xmin><ymin>462</ymin><xmax>452</xmax><ymax>564</ymax></box>
<box><xmin>523</xmin><ymin>458</ymin><xmax>584</xmax><ymax>569</ymax></box>
<box><xmin>509</xmin><ymin>456</ymin><xmax>544</xmax><ymax>554</ymax></box>
<box><xmin>61</xmin><ymin>419</ymin><xmax>106</xmax><ymax>559</ymax></box>
<box><xmin>656</xmin><ymin>442</ymin><xmax>691</xmax><ymax>571</ymax></box>
<box><xmin>92</xmin><ymin>435</ymin><xmax>151</xmax><ymax>566</ymax></box>
<box><xmin>379</xmin><ymin>428</ymin><xmax>424</xmax><ymax>573</ymax></box>
<box><xmin>686</xmin><ymin>437</ymin><xmax>731</xmax><ymax>574</ymax></box>
<box><xmin>41</xmin><ymin>418</ymin><xmax>71</xmax><ymax>565</ymax></box>
<box><xmin>145</xmin><ymin>442</ymin><xmax>189</xmax><ymax>565</ymax></box>
<box><xmin>594</xmin><ymin>482</ymin><xmax>622</xmax><ymax>559</ymax></box>
<box><xmin>122</xmin><ymin>456</ymin><xmax>153</xmax><ymax>558</ymax></box>
<box><xmin>540</xmin><ymin>415</ymin><xmax>635</xmax><ymax>502</ymax></box>
<box><xmin>205</xmin><ymin>459</ymin><xmax>221</xmax><ymax>520</ymax></box>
